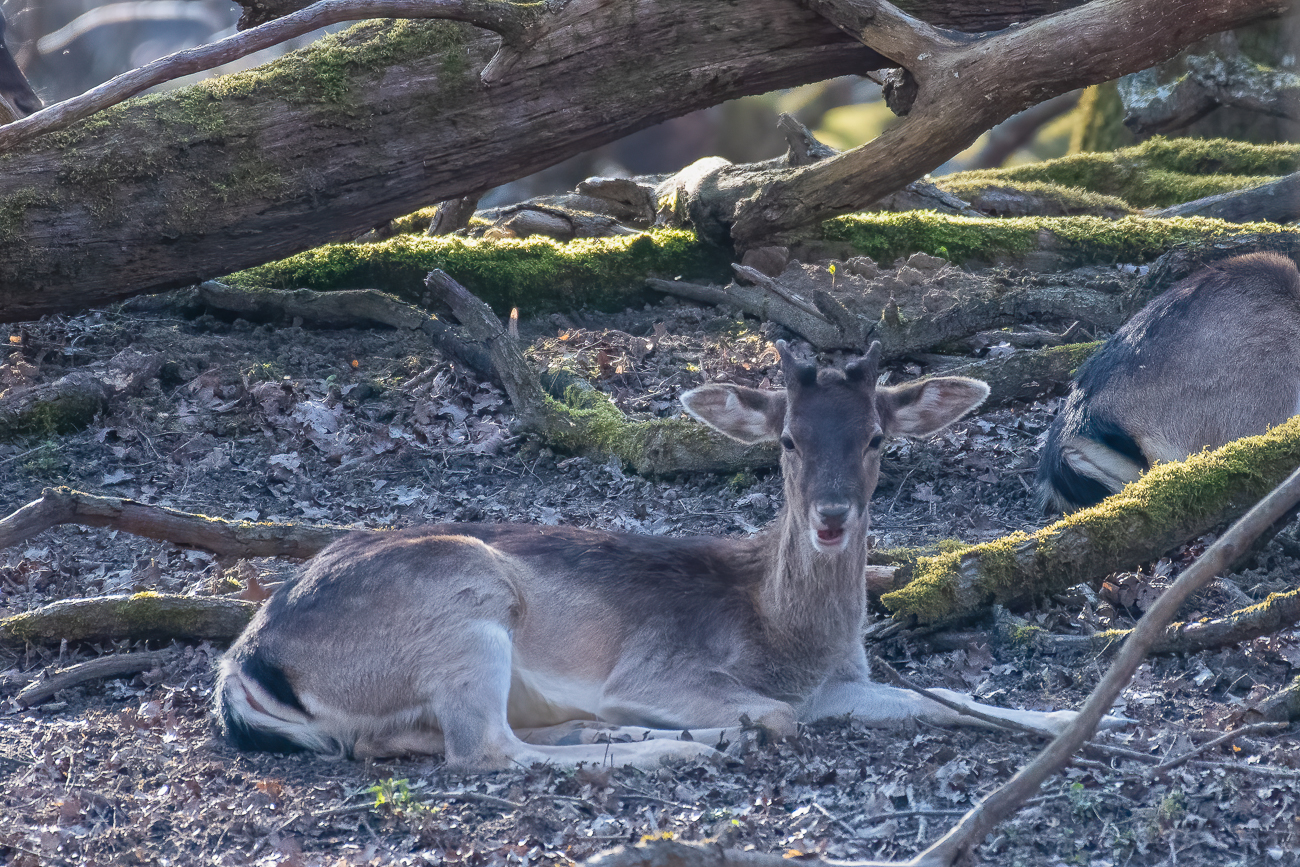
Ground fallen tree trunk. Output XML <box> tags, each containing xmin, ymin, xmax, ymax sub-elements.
<box><xmin>0</xmin><ymin>0</ymin><xmax>1092</xmax><ymax>324</ymax></box>
<box><xmin>0</xmin><ymin>593</ymin><xmax>256</xmax><ymax>647</ymax></box>
<box><xmin>0</xmin><ymin>0</ymin><xmax>1281</xmax><ymax>323</ymax></box>
<box><xmin>883</xmin><ymin>415</ymin><xmax>1300</xmax><ymax>623</ymax></box>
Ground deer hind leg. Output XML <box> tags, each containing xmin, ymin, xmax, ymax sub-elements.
<box><xmin>517</xmin><ymin>673</ymin><xmax>799</xmax><ymax>754</ymax></box>
<box><xmin>429</xmin><ymin>623</ymin><xmax>719</xmax><ymax>771</ymax></box>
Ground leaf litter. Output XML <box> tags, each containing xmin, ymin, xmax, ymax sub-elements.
<box><xmin>0</xmin><ymin>283</ymin><xmax>1299</xmax><ymax>865</ymax></box>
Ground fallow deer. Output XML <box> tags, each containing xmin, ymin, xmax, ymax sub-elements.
<box><xmin>1039</xmin><ymin>252</ymin><xmax>1300</xmax><ymax>512</ymax></box>
<box><xmin>0</xmin><ymin>12</ymin><xmax>41</xmax><ymax>120</ymax></box>
<box><xmin>218</xmin><ymin>341</ymin><xmax>1107</xmax><ymax>772</ymax></box>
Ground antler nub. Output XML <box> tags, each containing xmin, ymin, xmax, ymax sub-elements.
<box><xmin>776</xmin><ymin>339</ymin><xmax>818</xmax><ymax>389</ymax></box>
<box><xmin>844</xmin><ymin>341</ymin><xmax>882</xmax><ymax>385</ymax></box>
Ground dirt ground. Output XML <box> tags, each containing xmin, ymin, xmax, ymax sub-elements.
<box><xmin>2</xmin><ymin>268</ymin><xmax>1299</xmax><ymax>867</ymax></box>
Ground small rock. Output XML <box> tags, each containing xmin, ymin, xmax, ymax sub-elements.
<box><xmin>845</xmin><ymin>256</ymin><xmax>879</xmax><ymax>279</ymax></box>
<box><xmin>905</xmin><ymin>251</ymin><xmax>948</xmax><ymax>272</ymax></box>
<box><xmin>739</xmin><ymin>246</ymin><xmax>790</xmax><ymax>278</ymax></box>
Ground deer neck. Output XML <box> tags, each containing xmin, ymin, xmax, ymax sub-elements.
<box><xmin>754</xmin><ymin>502</ymin><xmax>869</xmax><ymax>665</ymax></box>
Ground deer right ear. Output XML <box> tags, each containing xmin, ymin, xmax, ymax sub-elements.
<box><xmin>681</xmin><ymin>384</ymin><xmax>786</xmax><ymax>444</ymax></box>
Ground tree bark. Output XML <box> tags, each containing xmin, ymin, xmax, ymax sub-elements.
<box><xmin>0</xmin><ymin>0</ymin><xmax>1084</xmax><ymax>324</ymax></box>
<box><xmin>0</xmin><ymin>593</ymin><xmax>257</xmax><ymax>647</ymax></box>
<box><xmin>0</xmin><ymin>0</ymin><xmax>1275</xmax><ymax>323</ymax></box>
<box><xmin>723</xmin><ymin>0</ymin><xmax>1287</xmax><ymax>246</ymax></box>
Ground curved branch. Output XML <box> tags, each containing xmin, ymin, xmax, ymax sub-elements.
<box><xmin>36</xmin><ymin>1</ymin><xmax>233</xmax><ymax>55</ymax></box>
<box><xmin>0</xmin><ymin>0</ymin><xmax>543</xmax><ymax>151</ymax></box>
<box><xmin>730</xmin><ymin>0</ymin><xmax>1286</xmax><ymax>245</ymax></box>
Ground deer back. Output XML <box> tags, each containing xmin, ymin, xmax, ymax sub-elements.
<box><xmin>1039</xmin><ymin>252</ymin><xmax>1300</xmax><ymax>511</ymax></box>
<box><xmin>0</xmin><ymin>13</ymin><xmax>40</xmax><ymax>118</ymax></box>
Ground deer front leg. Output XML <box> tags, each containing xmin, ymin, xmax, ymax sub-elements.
<box><xmin>801</xmin><ymin>655</ymin><xmax>1129</xmax><ymax>737</ymax></box>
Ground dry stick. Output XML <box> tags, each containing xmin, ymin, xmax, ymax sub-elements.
<box><xmin>1150</xmin><ymin>721</ymin><xmax>1289</xmax><ymax>775</ymax></box>
<box><xmin>0</xmin><ymin>486</ymin><xmax>346</xmax><ymax>558</ymax></box>
<box><xmin>0</xmin><ymin>0</ymin><xmax>541</xmax><ymax>151</ymax></box>
<box><xmin>869</xmin><ymin>654</ymin><xmax>1047</xmax><ymax>738</ymax></box>
<box><xmin>911</xmin><ymin>465</ymin><xmax>1300</xmax><ymax>867</ymax></box>
<box><xmin>13</xmin><ymin>649</ymin><xmax>173</xmax><ymax>707</ymax></box>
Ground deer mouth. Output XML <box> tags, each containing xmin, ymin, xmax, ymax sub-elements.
<box><xmin>816</xmin><ymin>527</ymin><xmax>845</xmax><ymax>546</ymax></box>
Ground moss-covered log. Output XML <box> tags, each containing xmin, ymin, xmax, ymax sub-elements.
<box><xmin>820</xmin><ymin>213</ymin><xmax>1298</xmax><ymax>270</ymax></box>
<box><xmin>941</xmin><ymin>342</ymin><xmax>1100</xmax><ymax>408</ymax></box>
<box><xmin>0</xmin><ymin>593</ymin><xmax>256</xmax><ymax>647</ymax></box>
<box><xmin>940</xmin><ymin>138</ymin><xmax>1300</xmax><ymax>210</ymax></box>
<box><xmin>226</xmin><ymin>230</ymin><xmax>730</xmax><ymax>314</ymax></box>
<box><xmin>0</xmin><ymin>0</ymin><xmax>1120</xmax><ymax>324</ymax></box>
<box><xmin>883</xmin><ymin>416</ymin><xmax>1300</xmax><ymax>623</ymax></box>
<box><xmin>230</xmin><ymin>215</ymin><xmax>1298</xmax><ymax>312</ymax></box>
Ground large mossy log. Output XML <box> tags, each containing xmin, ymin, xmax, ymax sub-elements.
<box><xmin>883</xmin><ymin>416</ymin><xmax>1300</xmax><ymax>623</ymax></box>
<box><xmin>227</xmin><ymin>215</ymin><xmax>1299</xmax><ymax>313</ymax></box>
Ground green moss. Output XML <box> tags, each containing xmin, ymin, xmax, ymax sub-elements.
<box><xmin>1067</xmin><ymin>82</ymin><xmax>1135</xmax><ymax>154</ymax></box>
<box><xmin>225</xmin><ymin>230</ymin><xmax>731</xmax><ymax>314</ymax></box>
<box><xmin>822</xmin><ymin>211</ymin><xmax>1286</xmax><ymax>266</ymax></box>
<box><xmin>1008</xmin><ymin>622</ymin><xmax>1046</xmax><ymax>648</ymax></box>
<box><xmin>884</xmin><ymin>416</ymin><xmax>1300</xmax><ymax>622</ymax></box>
<box><xmin>200</xmin><ymin>19</ymin><xmax>472</xmax><ymax>107</ymax></box>
<box><xmin>950</xmin><ymin>137</ymin><xmax>1300</xmax><ymax>209</ymax></box>
<box><xmin>936</xmin><ymin>179</ymin><xmax>1133</xmax><ymax>216</ymax></box>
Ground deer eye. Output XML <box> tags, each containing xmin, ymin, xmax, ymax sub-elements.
<box><xmin>867</xmin><ymin>432</ymin><xmax>884</xmax><ymax>450</ymax></box>
<box><xmin>780</xmin><ymin>434</ymin><xmax>796</xmax><ymax>452</ymax></box>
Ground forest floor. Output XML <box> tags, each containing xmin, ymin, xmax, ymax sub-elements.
<box><xmin>1</xmin><ymin>262</ymin><xmax>1299</xmax><ymax>867</ymax></box>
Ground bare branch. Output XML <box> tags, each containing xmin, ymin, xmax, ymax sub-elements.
<box><xmin>731</xmin><ymin>0</ymin><xmax>1287</xmax><ymax>245</ymax></box>
<box><xmin>800</xmin><ymin>0</ymin><xmax>974</xmax><ymax>65</ymax></box>
<box><xmin>0</xmin><ymin>486</ymin><xmax>345</xmax><ymax>559</ymax></box>
<box><xmin>13</xmin><ymin>649</ymin><xmax>174</xmax><ymax>707</ymax></box>
<box><xmin>0</xmin><ymin>0</ymin><xmax>544</xmax><ymax>151</ymax></box>
<box><xmin>913</xmin><ymin>466</ymin><xmax>1300</xmax><ymax>866</ymax></box>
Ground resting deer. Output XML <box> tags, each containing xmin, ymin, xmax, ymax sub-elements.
<box><xmin>0</xmin><ymin>12</ymin><xmax>41</xmax><ymax>120</ymax></box>
<box><xmin>1039</xmin><ymin>252</ymin><xmax>1300</xmax><ymax>512</ymax></box>
<box><xmin>218</xmin><ymin>342</ymin><xmax>1105</xmax><ymax>772</ymax></box>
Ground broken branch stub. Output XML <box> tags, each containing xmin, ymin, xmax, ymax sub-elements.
<box><xmin>424</xmin><ymin>270</ymin><xmax>776</xmax><ymax>476</ymax></box>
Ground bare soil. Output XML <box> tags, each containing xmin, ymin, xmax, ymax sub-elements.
<box><xmin>2</xmin><ymin>275</ymin><xmax>1299</xmax><ymax>867</ymax></box>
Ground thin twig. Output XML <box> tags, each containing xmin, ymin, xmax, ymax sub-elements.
<box><xmin>1151</xmin><ymin>722</ymin><xmax>1289</xmax><ymax>775</ymax></box>
<box><xmin>914</xmin><ymin>464</ymin><xmax>1300</xmax><ymax>867</ymax></box>
<box><xmin>869</xmin><ymin>654</ymin><xmax>1047</xmax><ymax>738</ymax></box>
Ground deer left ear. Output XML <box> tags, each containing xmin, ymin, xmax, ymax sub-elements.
<box><xmin>681</xmin><ymin>384</ymin><xmax>787</xmax><ymax>444</ymax></box>
<box><xmin>879</xmin><ymin>377</ymin><xmax>990</xmax><ymax>438</ymax></box>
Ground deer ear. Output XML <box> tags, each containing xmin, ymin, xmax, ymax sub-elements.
<box><xmin>879</xmin><ymin>377</ymin><xmax>989</xmax><ymax>437</ymax></box>
<box><xmin>681</xmin><ymin>384</ymin><xmax>786</xmax><ymax>444</ymax></box>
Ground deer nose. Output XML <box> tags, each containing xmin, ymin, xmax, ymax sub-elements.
<box><xmin>817</xmin><ymin>504</ymin><xmax>851</xmax><ymax>528</ymax></box>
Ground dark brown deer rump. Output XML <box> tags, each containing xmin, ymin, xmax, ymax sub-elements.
<box><xmin>1038</xmin><ymin>253</ymin><xmax>1300</xmax><ymax>512</ymax></box>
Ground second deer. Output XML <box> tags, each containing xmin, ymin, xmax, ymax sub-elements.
<box><xmin>218</xmin><ymin>341</ymin><xmax>1116</xmax><ymax>771</ymax></box>
<box><xmin>1039</xmin><ymin>252</ymin><xmax>1300</xmax><ymax>512</ymax></box>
